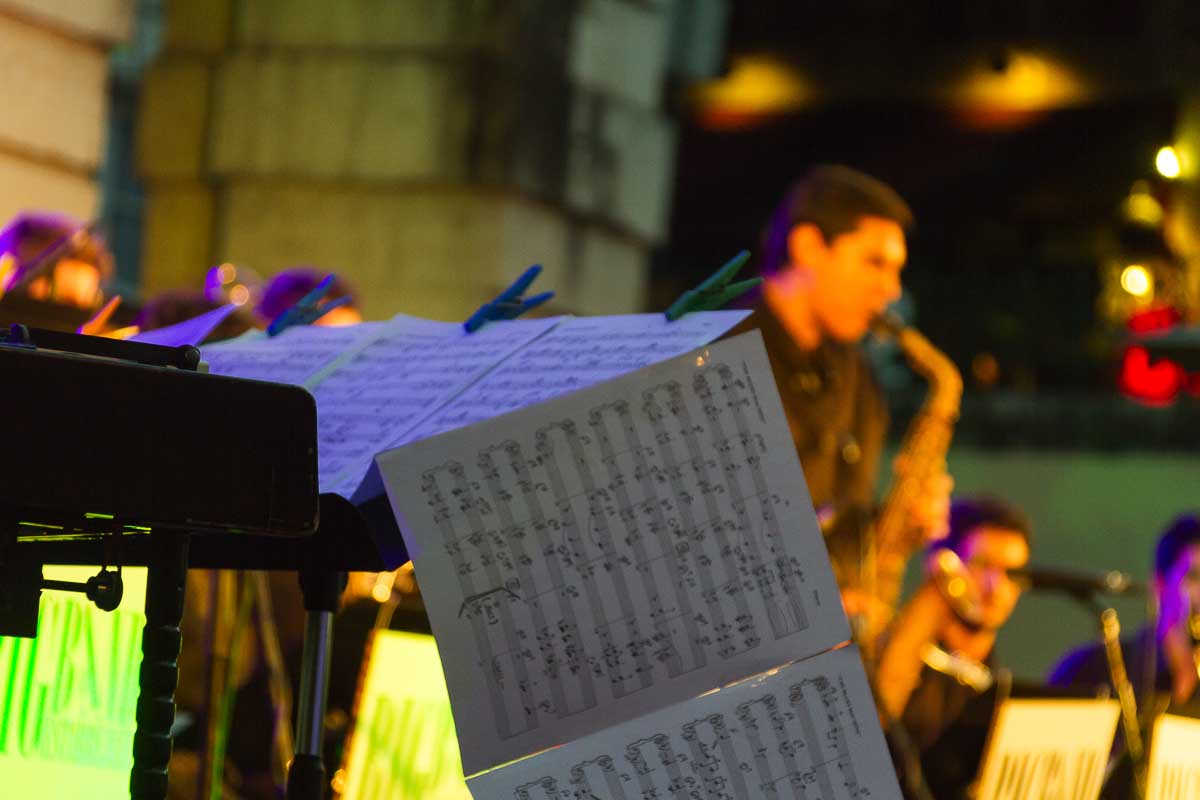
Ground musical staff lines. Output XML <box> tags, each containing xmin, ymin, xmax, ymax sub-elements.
<box><xmin>380</xmin><ymin>335</ymin><xmax>850</xmax><ymax>775</ymax></box>
<box><xmin>469</xmin><ymin>646</ymin><xmax>899</xmax><ymax>800</ymax></box>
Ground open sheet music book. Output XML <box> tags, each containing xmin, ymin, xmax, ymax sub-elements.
<box><xmin>199</xmin><ymin>311</ymin><xmax>749</xmax><ymax>500</ymax></box>
<box><xmin>377</xmin><ymin>332</ymin><xmax>900</xmax><ymax>799</ymax></box>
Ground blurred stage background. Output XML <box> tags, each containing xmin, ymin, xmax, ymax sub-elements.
<box><xmin>2</xmin><ymin>0</ymin><xmax>1199</xmax><ymax>681</ymax></box>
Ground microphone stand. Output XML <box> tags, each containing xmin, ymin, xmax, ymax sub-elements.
<box><xmin>1063</xmin><ymin>588</ymin><xmax>1146</xmax><ymax>798</ymax></box>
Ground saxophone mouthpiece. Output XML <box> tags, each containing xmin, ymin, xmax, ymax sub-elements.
<box><xmin>870</xmin><ymin>311</ymin><xmax>906</xmax><ymax>339</ymax></box>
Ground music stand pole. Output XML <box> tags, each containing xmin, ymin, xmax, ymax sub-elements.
<box><xmin>1063</xmin><ymin>589</ymin><xmax>1146</xmax><ymax>797</ymax></box>
<box><xmin>130</xmin><ymin>531</ymin><xmax>190</xmax><ymax>799</ymax></box>
<box><xmin>287</xmin><ymin>568</ymin><xmax>345</xmax><ymax>800</ymax></box>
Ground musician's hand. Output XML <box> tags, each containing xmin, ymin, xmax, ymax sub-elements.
<box><xmin>894</xmin><ymin>456</ymin><xmax>953</xmax><ymax>543</ymax></box>
<box><xmin>841</xmin><ymin>586</ymin><xmax>894</xmax><ymax>637</ymax></box>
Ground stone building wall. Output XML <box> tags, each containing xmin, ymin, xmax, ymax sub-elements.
<box><xmin>0</xmin><ymin>0</ymin><xmax>131</xmax><ymax>223</ymax></box>
<box><xmin>137</xmin><ymin>0</ymin><xmax>726</xmax><ymax>321</ymax></box>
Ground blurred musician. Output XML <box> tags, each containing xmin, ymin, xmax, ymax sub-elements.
<box><xmin>728</xmin><ymin>165</ymin><xmax>953</xmax><ymax>627</ymax></box>
<box><xmin>256</xmin><ymin>266</ymin><xmax>364</xmax><ymax>328</ymax></box>
<box><xmin>1051</xmin><ymin>513</ymin><xmax>1200</xmax><ymax>705</ymax></box>
<box><xmin>0</xmin><ymin>211</ymin><xmax>112</xmax><ymax>310</ymax></box>
<box><xmin>1048</xmin><ymin>513</ymin><xmax>1200</xmax><ymax>799</ymax></box>
<box><xmin>876</xmin><ymin>497</ymin><xmax>1032</xmax><ymax>797</ymax></box>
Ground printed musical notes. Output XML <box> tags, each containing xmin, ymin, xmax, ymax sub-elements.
<box><xmin>1138</xmin><ymin>713</ymin><xmax>1200</xmax><ymax>800</ymax></box>
<box><xmin>202</xmin><ymin>322</ymin><xmax>383</xmax><ymax>388</ymax></box>
<box><xmin>377</xmin><ymin>333</ymin><xmax>850</xmax><ymax>776</ymax></box>
<box><xmin>402</xmin><ymin>314</ymin><xmax>756</xmax><ymax>442</ymax></box>
<box><xmin>200</xmin><ymin>311</ymin><xmax>749</xmax><ymax>499</ymax></box>
<box><xmin>467</xmin><ymin>646</ymin><xmax>898</xmax><ymax>800</ymax></box>
<box><xmin>974</xmin><ymin>698</ymin><xmax>1120</xmax><ymax>800</ymax></box>
<box><xmin>312</xmin><ymin>316</ymin><xmax>560</xmax><ymax>493</ymax></box>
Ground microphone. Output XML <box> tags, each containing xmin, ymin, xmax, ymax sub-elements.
<box><xmin>1015</xmin><ymin>566</ymin><xmax>1145</xmax><ymax>596</ymax></box>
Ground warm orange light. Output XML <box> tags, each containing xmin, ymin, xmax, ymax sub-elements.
<box><xmin>229</xmin><ymin>284</ymin><xmax>251</xmax><ymax>305</ymax></box>
<box><xmin>316</xmin><ymin>305</ymin><xmax>363</xmax><ymax>327</ymax></box>
<box><xmin>330</xmin><ymin>769</ymin><xmax>347</xmax><ymax>794</ymax></box>
<box><xmin>692</xmin><ymin>56</ymin><xmax>812</xmax><ymax>128</ymax></box>
<box><xmin>217</xmin><ymin>262</ymin><xmax>236</xmax><ymax>284</ymax></box>
<box><xmin>951</xmin><ymin>51</ymin><xmax>1088</xmax><ymax>118</ymax></box>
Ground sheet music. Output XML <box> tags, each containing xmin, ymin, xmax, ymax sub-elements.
<box><xmin>314</xmin><ymin>315</ymin><xmax>562</xmax><ymax>495</ymax></box>
<box><xmin>377</xmin><ymin>332</ymin><xmax>848</xmax><ymax>775</ymax></box>
<box><xmin>401</xmin><ymin>313</ymin><xmax>751</xmax><ymax>444</ymax></box>
<box><xmin>201</xmin><ymin>323</ymin><xmax>385</xmax><ymax>387</ymax></box>
<box><xmin>200</xmin><ymin>311</ymin><xmax>747</xmax><ymax>497</ymax></box>
<box><xmin>974</xmin><ymin>699</ymin><xmax>1119</xmax><ymax>800</ymax></box>
<box><xmin>128</xmin><ymin>304</ymin><xmax>239</xmax><ymax>346</ymax></box>
<box><xmin>1146</xmin><ymin>714</ymin><xmax>1200</xmax><ymax>800</ymax></box>
<box><xmin>467</xmin><ymin>646</ymin><xmax>897</xmax><ymax>800</ymax></box>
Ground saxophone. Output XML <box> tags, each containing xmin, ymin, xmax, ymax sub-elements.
<box><xmin>855</xmin><ymin>313</ymin><xmax>962</xmax><ymax>663</ymax></box>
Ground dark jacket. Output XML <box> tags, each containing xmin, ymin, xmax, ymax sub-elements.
<box><xmin>726</xmin><ymin>302</ymin><xmax>888</xmax><ymax>514</ymax></box>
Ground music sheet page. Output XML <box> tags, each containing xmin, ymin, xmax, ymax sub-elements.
<box><xmin>313</xmin><ymin>315</ymin><xmax>563</xmax><ymax>495</ymax></box>
<box><xmin>129</xmin><ymin>303</ymin><xmax>239</xmax><ymax>346</ymax></box>
<box><xmin>467</xmin><ymin>646</ymin><xmax>897</xmax><ymax>800</ymax></box>
<box><xmin>400</xmin><ymin>313</ymin><xmax>752</xmax><ymax>444</ymax></box>
<box><xmin>201</xmin><ymin>322</ymin><xmax>385</xmax><ymax>387</ymax></box>
<box><xmin>377</xmin><ymin>332</ymin><xmax>850</xmax><ymax>776</ymax></box>
<box><xmin>201</xmin><ymin>311</ymin><xmax>749</xmax><ymax>498</ymax></box>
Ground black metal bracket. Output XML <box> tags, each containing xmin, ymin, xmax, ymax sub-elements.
<box><xmin>42</xmin><ymin>566</ymin><xmax>124</xmax><ymax>611</ymax></box>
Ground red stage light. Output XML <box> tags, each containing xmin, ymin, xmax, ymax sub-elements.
<box><xmin>1126</xmin><ymin>306</ymin><xmax>1181</xmax><ymax>334</ymax></box>
<box><xmin>1118</xmin><ymin>346</ymin><xmax>1185</xmax><ymax>406</ymax></box>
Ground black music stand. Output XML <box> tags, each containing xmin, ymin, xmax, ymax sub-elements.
<box><xmin>1</xmin><ymin>325</ymin><xmax>322</xmax><ymax>800</ymax></box>
<box><xmin>187</xmin><ymin>492</ymin><xmax>408</xmax><ymax>800</ymax></box>
<box><xmin>17</xmin><ymin>493</ymin><xmax>405</xmax><ymax>799</ymax></box>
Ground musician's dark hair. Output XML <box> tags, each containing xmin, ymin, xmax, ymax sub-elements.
<box><xmin>0</xmin><ymin>211</ymin><xmax>113</xmax><ymax>283</ymax></box>
<box><xmin>759</xmin><ymin>164</ymin><xmax>914</xmax><ymax>276</ymax></box>
<box><xmin>1154</xmin><ymin>514</ymin><xmax>1200</xmax><ymax>578</ymax></box>
<box><xmin>938</xmin><ymin>496</ymin><xmax>1033</xmax><ymax>555</ymax></box>
<box><xmin>256</xmin><ymin>267</ymin><xmax>358</xmax><ymax>323</ymax></box>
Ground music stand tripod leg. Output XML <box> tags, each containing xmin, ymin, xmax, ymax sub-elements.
<box><xmin>130</xmin><ymin>531</ymin><xmax>190</xmax><ymax>800</ymax></box>
<box><xmin>287</xmin><ymin>569</ymin><xmax>344</xmax><ymax>800</ymax></box>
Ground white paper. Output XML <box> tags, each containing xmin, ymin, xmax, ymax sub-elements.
<box><xmin>201</xmin><ymin>311</ymin><xmax>748</xmax><ymax>498</ymax></box>
<box><xmin>377</xmin><ymin>332</ymin><xmax>848</xmax><ymax>775</ymax></box>
<box><xmin>313</xmin><ymin>315</ymin><xmax>562</xmax><ymax>495</ymax></box>
<box><xmin>128</xmin><ymin>304</ymin><xmax>239</xmax><ymax>346</ymax></box>
<box><xmin>402</xmin><ymin>313</ymin><xmax>751</xmax><ymax>443</ymax></box>
<box><xmin>467</xmin><ymin>646</ymin><xmax>898</xmax><ymax>800</ymax></box>
<box><xmin>201</xmin><ymin>323</ymin><xmax>385</xmax><ymax>387</ymax></box>
<box><xmin>974</xmin><ymin>698</ymin><xmax>1120</xmax><ymax>800</ymax></box>
<box><xmin>1146</xmin><ymin>713</ymin><xmax>1200</xmax><ymax>800</ymax></box>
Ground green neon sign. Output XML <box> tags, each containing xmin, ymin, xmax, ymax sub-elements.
<box><xmin>0</xmin><ymin>566</ymin><xmax>146</xmax><ymax>797</ymax></box>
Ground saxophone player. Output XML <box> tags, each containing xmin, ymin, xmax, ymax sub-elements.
<box><xmin>728</xmin><ymin>164</ymin><xmax>954</xmax><ymax>631</ymax></box>
<box><xmin>876</xmin><ymin>497</ymin><xmax>1032</xmax><ymax>798</ymax></box>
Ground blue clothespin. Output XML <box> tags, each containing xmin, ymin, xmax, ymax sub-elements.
<box><xmin>463</xmin><ymin>265</ymin><xmax>554</xmax><ymax>333</ymax></box>
<box><xmin>664</xmin><ymin>250</ymin><xmax>759</xmax><ymax>322</ymax></box>
<box><xmin>266</xmin><ymin>274</ymin><xmax>352</xmax><ymax>336</ymax></box>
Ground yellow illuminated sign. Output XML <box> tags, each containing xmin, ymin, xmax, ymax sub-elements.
<box><xmin>338</xmin><ymin>630</ymin><xmax>469</xmax><ymax>799</ymax></box>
